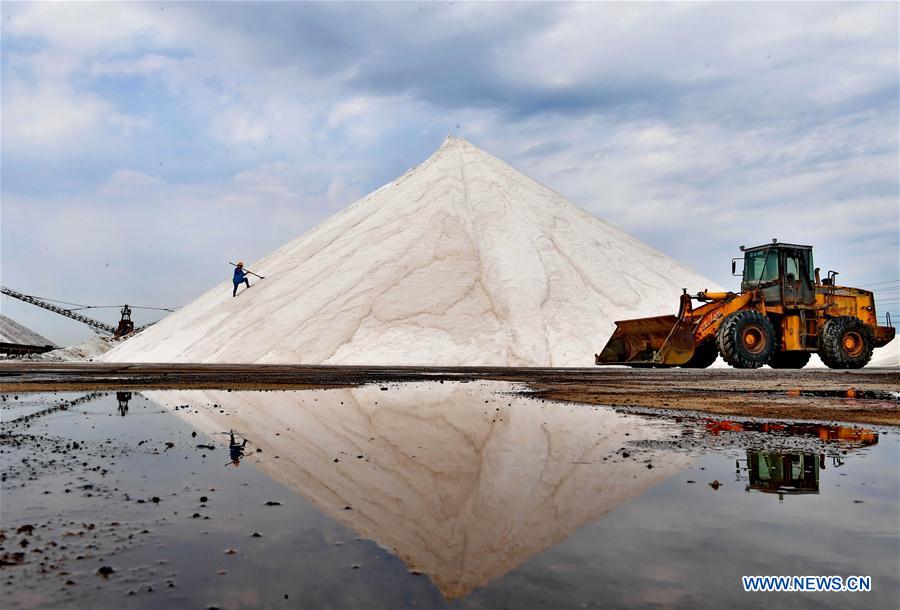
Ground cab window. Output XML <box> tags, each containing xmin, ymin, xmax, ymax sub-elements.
<box><xmin>785</xmin><ymin>256</ymin><xmax>800</xmax><ymax>280</ymax></box>
<box><xmin>744</xmin><ymin>249</ymin><xmax>778</xmax><ymax>283</ymax></box>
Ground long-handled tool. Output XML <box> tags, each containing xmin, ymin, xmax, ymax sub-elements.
<box><xmin>228</xmin><ymin>261</ymin><xmax>266</xmax><ymax>280</ymax></box>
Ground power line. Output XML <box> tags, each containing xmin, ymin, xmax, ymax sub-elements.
<box><xmin>67</xmin><ymin>305</ymin><xmax>178</xmax><ymax>312</ymax></box>
<box><xmin>3</xmin><ymin>293</ymin><xmax>178</xmax><ymax>312</ymax></box>
<box><xmin>859</xmin><ymin>279</ymin><xmax>900</xmax><ymax>287</ymax></box>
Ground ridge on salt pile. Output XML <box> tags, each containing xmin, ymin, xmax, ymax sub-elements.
<box><xmin>105</xmin><ymin>136</ymin><xmax>716</xmax><ymax>366</ymax></box>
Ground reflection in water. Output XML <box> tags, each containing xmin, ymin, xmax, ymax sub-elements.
<box><xmin>739</xmin><ymin>452</ymin><xmax>821</xmax><ymax>499</ymax></box>
<box><xmin>116</xmin><ymin>391</ymin><xmax>132</xmax><ymax>416</ymax></box>
<box><xmin>148</xmin><ymin>382</ymin><xmax>689</xmax><ymax>599</ymax></box>
<box><xmin>718</xmin><ymin>421</ymin><xmax>880</xmax><ymax>501</ymax></box>
<box><xmin>228</xmin><ymin>430</ymin><xmax>248</xmax><ymax>467</ymax></box>
<box><xmin>704</xmin><ymin>419</ymin><xmax>879</xmax><ymax>448</ymax></box>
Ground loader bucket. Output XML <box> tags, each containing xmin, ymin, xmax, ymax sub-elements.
<box><xmin>595</xmin><ymin>314</ymin><xmax>696</xmax><ymax>366</ymax></box>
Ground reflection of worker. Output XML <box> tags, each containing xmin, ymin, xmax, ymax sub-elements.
<box><xmin>229</xmin><ymin>431</ymin><xmax>247</xmax><ymax>466</ymax></box>
<box><xmin>233</xmin><ymin>262</ymin><xmax>250</xmax><ymax>297</ymax></box>
<box><xmin>116</xmin><ymin>391</ymin><xmax>131</xmax><ymax>417</ymax></box>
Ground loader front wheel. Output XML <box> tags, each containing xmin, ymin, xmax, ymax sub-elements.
<box><xmin>681</xmin><ymin>339</ymin><xmax>719</xmax><ymax>369</ymax></box>
<box><xmin>717</xmin><ymin>310</ymin><xmax>775</xmax><ymax>369</ymax></box>
<box><xmin>819</xmin><ymin>316</ymin><xmax>874</xmax><ymax>369</ymax></box>
<box><xmin>769</xmin><ymin>351</ymin><xmax>811</xmax><ymax>369</ymax></box>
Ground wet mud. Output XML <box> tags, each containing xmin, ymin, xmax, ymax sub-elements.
<box><xmin>1</xmin><ymin>363</ymin><xmax>898</xmax><ymax>425</ymax></box>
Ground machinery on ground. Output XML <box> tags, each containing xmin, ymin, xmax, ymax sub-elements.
<box><xmin>0</xmin><ymin>286</ymin><xmax>163</xmax><ymax>338</ymax></box>
<box><xmin>595</xmin><ymin>241</ymin><xmax>895</xmax><ymax>369</ymax></box>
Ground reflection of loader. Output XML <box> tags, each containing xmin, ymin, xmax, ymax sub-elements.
<box><xmin>596</xmin><ymin>241</ymin><xmax>895</xmax><ymax>369</ymax></box>
<box><xmin>738</xmin><ymin>452</ymin><xmax>821</xmax><ymax>499</ymax></box>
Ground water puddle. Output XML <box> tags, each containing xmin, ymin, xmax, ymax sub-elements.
<box><xmin>2</xmin><ymin>382</ymin><xmax>897</xmax><ymax>609</ymax></box>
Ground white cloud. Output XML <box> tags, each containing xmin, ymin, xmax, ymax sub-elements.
<box><xmin>88</xmin><ymin>54</ymin><xmax>177</xmax><ymax>77</ymax></box>
<box><xmin>2</xmin><ymin>52</ymin><xmax>110</xmax><ymax>151</ymax></box>
<box><xmin>210</xmin><ymin>108</ymin><xmax>270</xmax><ymax>145</ymax></box>
<box><xmin>326</xmin><ymin>97</ymin><xmax>372</xmax><ymax>128</ymax></box>
<box><xmin>6</xmin><ymin>2</ymin><xmax>178</xmax><ymax>53</ymax></box>
<box><xmin>100</xmin><ymin>169</ymin><xmax>165</xmax><ymax>196</ymax></box>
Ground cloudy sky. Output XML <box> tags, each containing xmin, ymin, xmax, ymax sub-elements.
<box><xmin>2</xmin><ymin>1</ymin><xmax>898</xmax><ymax>345</ymax></box>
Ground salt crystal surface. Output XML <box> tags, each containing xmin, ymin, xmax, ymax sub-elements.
<box><xmin>105</xmin><ymin>136</ymin><xmax>719</xmax><ymax>365</ymax></box>
<box><xmin>29</xmin><ymin>335</ymin><xmax>117</xmax><ymax>362</ymax></box>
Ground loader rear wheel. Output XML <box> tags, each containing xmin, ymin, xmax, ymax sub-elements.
<box><xmin>769</xmin><ymin>351</ymin><xmax>811</xmax><ymax>369</ymax></box>
<box><xmin>681</xmin><ymin>339</ymin><xmax>719</xmax><ymax>369</ymax></box>
<box><xmin>819</xmin><ymin>316</ymin><xmax>874</xmax><ymax>369</ymax></box>
<box><xmin>717</xmin><ymin>310</ymin><xmax>775</xmax><ymax>369</ymax></box>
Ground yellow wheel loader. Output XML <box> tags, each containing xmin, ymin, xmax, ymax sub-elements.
<box><xmin>595</xmin><ymin>241</ymin><xmax>895</xmax><ymax>369</ymax></box>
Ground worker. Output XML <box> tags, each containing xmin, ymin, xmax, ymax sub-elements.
<box><xmin>232</xmin><ymin>261</ymin><xmax>250</xmax><ymax>297</ymax></box>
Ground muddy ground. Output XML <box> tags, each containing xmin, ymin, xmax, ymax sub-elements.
<box><xmin>1</xmin><ymin>363</ymin><xmax>898</xmax><ymax>425</ymax></box>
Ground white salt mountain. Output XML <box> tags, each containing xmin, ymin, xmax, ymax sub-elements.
<box><xmin>105</xmin><ymin>136</ymin><xmax>714</xmax><ymax>366</ymax></box>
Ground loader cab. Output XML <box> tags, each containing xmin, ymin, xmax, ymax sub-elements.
<box><xmin>740</xmin><ymin>242</ymin><xmax>815</xmax><ymax>307</ymax></box>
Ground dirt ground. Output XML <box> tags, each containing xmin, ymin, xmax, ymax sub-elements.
<box><xmin>1</xmin><ymin>362</ymin><xmax>897</xmax><ymax>425</ymax></box>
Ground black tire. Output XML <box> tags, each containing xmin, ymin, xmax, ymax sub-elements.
<box><xmin>682</xmin><ymin>339</ymin><xmax>719</xmax><ymax>369</ymax></box>
<box><xmin>717</xmin><ymin>310</ymin><xmax>776</xmax><ymax>369</ymax></box>
<box><xmin>769</xmin><ymin>351</ymin><xmax>811</xmax><ymax>369</ymax></box>
<box><xmin>818</xmin><ymin>316</ymin><xmax>874</xmax><ymax>369</ymax></box>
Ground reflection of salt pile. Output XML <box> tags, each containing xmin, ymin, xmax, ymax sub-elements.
<box><xmin>147</xmin><ymin>382</ymin><xmax>690</xmax><ymax>598</ymax></box>
<box><xmin>106</xmin><ymin>136</ymin><xmax>713</xmax><ymax>366</ymax></box>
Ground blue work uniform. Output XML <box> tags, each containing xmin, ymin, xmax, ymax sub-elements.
<box><xmin>233</xmin><ymin>267</ymin><xmax>250</xmax><ymax>296</ymax></box>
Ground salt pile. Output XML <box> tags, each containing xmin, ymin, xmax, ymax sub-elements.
<box><xmin>0</xmin><ymin>314</ymin><xmax>55</xmax><ymax>348</ymax></box>
<box><xmin>19</xmin><ymin>335</ymin><xmax>119</xmax><ymax>362</ymax></box>
<box><xmin>870</xmin><ymin>343</ymin><xmax>899</xmax><ymax>367</ymax></box>
<box><xmin>105</xmin><ymin>136</ymin><xmax>715</xmax><ymax>366</ymax></box>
